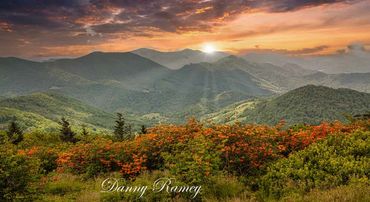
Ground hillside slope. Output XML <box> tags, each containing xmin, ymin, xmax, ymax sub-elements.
<box><xmin>204</xmin><ymin>85</ymin><xmax>370</xmax><ymax>125</ymax></box>
<box><xmin>1</xmin><ymin>53</ymin><xmax>369</xmax><ymax>124</ymax></box>
<box><xmin>0</xmin><ymin>93</ymin><xmax>119</xmax><ymax>131</ymax></box>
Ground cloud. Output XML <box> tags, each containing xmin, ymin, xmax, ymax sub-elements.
<box><xmin>335</xmin><ymin>43</ymin><xmax>369</xmax><ymax>54</ymax></box>
<box><xmin>347</xmin><ymin>43</ymin><xmax>366</xmax><ymax>51</ymax></box>
<box><xmin>0</xmin><ymin>0</ymin><xmax>364</xmax><ymax>58</ymax></box>
<box><xmin>236</xmin><ymin>45</ymin><xmax>330</xmax><ymax>55</ymax></box>
<box><xmin>259</xmin><ymin>0</ymin><xmax>356</xmax><ymax>12</ymax></box>
<box><xmin>0</xmin><ymin>0</ymin><xmax>355</xmax><ymax>35</ymax></box>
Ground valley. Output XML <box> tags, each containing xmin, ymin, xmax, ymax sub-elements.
<box><xmin>1</xmin><ymin>49</ymin><xmax>369</xmax><ymax>130</ymax></box>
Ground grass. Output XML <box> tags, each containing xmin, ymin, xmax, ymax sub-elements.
<box><xmin>290</xmin><ymin>184</ymin><xmax>370</xmax><ymax>202</ymax></box>
<box><xmin>34</xmin><ymin>172</ymin><xmax>370</xmax><ymax>202</ymax></box>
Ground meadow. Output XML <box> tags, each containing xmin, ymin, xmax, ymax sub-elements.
<box><xmin>1</xmin><ymin>118</ymin><xmax>369</xmax><ymax>201</ymax></box>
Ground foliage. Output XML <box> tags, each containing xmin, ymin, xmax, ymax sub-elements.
<box><xmin>1</xmin><ymin>119</ymin><xmax>369</xmax><ymax>201</ymax></box>
<box><xmin>113</xmin><ymin>113</ymin><xmax>132</xmax><ymax>141</ymax></box>
<box><xmin>18</xmin><ymin>131</ymin><xmax>62</xmax><ymax>148</ymax></box>
<box><xmin>206</xmin><ymin>85</ymin><xmax>370</xmax><ymax>126</ymax></box>
<box><xmin>141</xmin><ymin>125</ymin><xmax>147</xmax><ymax>134</ymax></box>
<box><xmin>162</xmin><ymin>132</ymin><xmax>222</xmax><ymax>185</ymax></box>
<box><xmin>81</xmin><ymin>124</ymin><xmax>89</xmax><ymax>136</ymax></box>
<box><xmin>6</xmin><ymin>120</ymin><xmax>23</xmax><ymax>145</ymax></box>
<box><xmin>259</xmin><ymin>130</ymin><xmax>370</xmax><ymax>200</ymax></box>
<box><xmin>19</xmin><ymin>145</ymin><xmax>63</xmax><ymax>174</ymax></box>
<box><xmin>59</xmin><ymin>118</ymin><xmax>78</xmax><ymax>143</ymax></box>
<box><xmin>284</xmin><ymin>183</ymin><xmax>370</xmax><ymax>202</ymax></box>
<box><xmin>0</xmin><ymin>143</ymin><xmax>40</xmax><ymax>201</ymax></box>
<box><xmin>0</xmin><ymin>92</ymin><xmax>116</xmax><ymax>131</ymax></box>
<box><xmin>57</xmin><ymin>119</ymin><xmax>365</xmax><ymax>180</ymax></box>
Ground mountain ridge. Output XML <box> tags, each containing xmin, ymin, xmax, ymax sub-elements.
<box><xmin>132</xmin><ymin>48</ymin><xmax>229</xmax><ymax>69</ymax></box>
<box><xmin>203</xmin><ymin>85</ymin><xmax>370</xmax><ymax>125</ymax></box>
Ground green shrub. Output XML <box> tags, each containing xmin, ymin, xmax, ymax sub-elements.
<box><xmin>0</xmin><ymin>130</ymin><xmax>8</xmax><ymax>144</ymax></box>
<box><xmin>44</xmin><ymin>174</ymin><xmax>84</xmax><ymax>195</ymax></box>
<box><xmin>161</xmin><ymin>134</ymin><xmax>222</xmax><ymax>185</ymax></box>
<box><xmin>259</xmin><ymin>131</ymin><xmax>370</xmax><ymax>199</ymax></box>
<box><xmin>19</xmin><ymin>131</ymin><xmax>62</xmax><ymax>148</ymax></box>
<box><xmin>202</xmin><ymin>174</ymin><xmax>245</xmax><ymax>200</ymax></box>
<box><xmin>0</xmin><ymin>143</ymin><xmax>40</xmax><ymax>201</ymax></box>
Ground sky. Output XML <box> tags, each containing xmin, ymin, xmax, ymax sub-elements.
<box><xmin>0</xmin><ymin>0</ymin><xmax>370</xmax><ymax>59</ymax></box>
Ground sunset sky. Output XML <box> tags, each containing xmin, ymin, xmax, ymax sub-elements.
<box><xmin>0</xmin><ymin>0</ymin><xmax>370</xmax><ymax>59</ymax></box>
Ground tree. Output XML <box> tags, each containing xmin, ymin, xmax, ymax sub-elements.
<box><xmin>81</xmin><ymin>125</ymin><xmax>89</xmax><ymax>136</ymax></box>
<box><xmin>140</xmin><ymin>125</ymin><xmax>147</xmax><ymax>134</ymax></box>
<box><xmin>6</xmin><ymin>121</ymin><xmax>23</xmax><ymax>145</ymax></box>
<box><xmin>59</xmin><ymin>118</ymin><xmax>78</xmax><ymax>143</ymax></box>
<box><xmin>114</xmin><ymin>113</ymin><xmax>131</xmax><ymax>140</ymax></box>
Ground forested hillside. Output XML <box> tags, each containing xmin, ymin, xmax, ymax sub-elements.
<box><xmin>0</xmin><ymin>93</ymin><xmax>116</xmax><ymax>131</ymax></box>
<box><xmin>1</xmin><ymin>52</ymin><xmax>370</xmax><ymax>126</ymax></box>
<box><xmin>204</xmin><ymin>85</ymin><xmax>370</xmax><ymax>125</ymax></box>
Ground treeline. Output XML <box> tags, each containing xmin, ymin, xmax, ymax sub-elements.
<box><xmin>3</xmin><ymin>112</ymin><xmax>148</xmax><ymax>146</ymax></box>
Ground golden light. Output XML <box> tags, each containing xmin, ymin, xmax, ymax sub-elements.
<box><xmin>202</xmin><ymin>43</ymin><xmax>217</xmax><ymax>54</ymax></box>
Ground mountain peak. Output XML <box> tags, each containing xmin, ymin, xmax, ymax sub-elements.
<box><xmin>132</xmin><ymin>47</ymin><xmax>229</xmax><ymax>69</ymax></box>
<box><xmin>282</xmin><ymin>85</ymin><xmax>366</xmax><ymax>101</ymax></box>
<box><xmin>217</xmin><ymin>55</ymin><xmax>244</xmax><ymax>62</ymax></box>
<box><xmin>79</xmin><ymin>51</ymin><xmax>135</xmax><ymax>59</ymax></box>
<box><xmin>221</xmin><ymin>85</ymin><xmax>370</xmax><ymax>125</ymax></box>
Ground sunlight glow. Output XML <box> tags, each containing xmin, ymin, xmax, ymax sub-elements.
<box><xmin>202</xmin><ymin>43</ymin><xmax>217</xmax><ymax>54</ymax></box>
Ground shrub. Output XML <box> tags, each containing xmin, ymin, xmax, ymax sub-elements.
<box><xmin>44</xmin><ymin>174</ymin><xmax>84</xmax><ymax>195</ymax></box>
<box><xmin>202</xmin><ymin>174</ymin><xmax>245</xmax><ymax>200</ymax></box>
<box><xmin>19</xmin><ymin>131</ymin><xmax>62</xmax><ymax>148</ymax></box>
<box><xmin>57</xmin><ymin>120</ymin><xmax>365</xmax><ymax>180</ymax></box>
<box><xmin>57</xmin><ymin>137</ymin><xmax>149</xmax><ymax>178</ymax></box>
<box><xmin>0</xmin><ymin>143</ymin><xmax>40</xmax><ymax>201</ymax></box>
<box><xmin>21</xmin><ymin>146</ymin><xmax>61</xmax><ymax>174</ymax></box>
<box><xmin>259</xmin><ymin>130</ymin><xmax>370</xmax><ymax>199</ymax></box>
<box><xmin>162</xmin><ymin>134</ymin><xmax>222</xmax><ymax>185</ymax></box>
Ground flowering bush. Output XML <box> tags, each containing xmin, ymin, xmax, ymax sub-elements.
<box><xmin>56</xmin><ymin>137</ymin><xmax>149</xmax><ymax>177</ymax></box>
<box><xmin>0</xmin><ymin>119</ymin><xmax>366</xmax><ymax>201</ymax></box>
<box><xmin>0</xmin><ymin>143</ymin><xmax>40</xmax><ymax>201</ymax></box>
<box><xmin>18</xmin><ymin>146</ymin><xmax>62</xmax><ymax>174</ymax></box>
<box><xmin>56</xmin><ymin>119</ymin><xmax>366</xmax><ymax>180</ymax></box>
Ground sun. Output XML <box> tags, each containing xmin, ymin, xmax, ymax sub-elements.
<box><xmin>202</xmin><ymin>43</ymin><xmax>217</xmax><ymax>54</ymax></box>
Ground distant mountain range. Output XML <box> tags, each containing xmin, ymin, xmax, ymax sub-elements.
<box><xmin>243</xmin><ymin>45</ymin><xmax>370</xmax><ymax>74</ymax></box>
<box><xmin>0</xmin><ymin>48</ymin><xmax>369</xmax><ymax>127</ymax></box>
<box><xmin>203</xmin><ymin>85</ymin><xmax>370</xmax><ymax>125</ymax></box>
<box><xmin>133</xmin><ymin>48</ymin><xmax>229</xmax><ymax>69</ymax></box>
<box><xmin>1</xmin><ymin>85</ymin><xmax>369</xmax><ymax>130</ymax></box>
<box><xmin>0</xmin><ymin>51</ymin><xmax>275</xmax><ymax>118</ymax></box>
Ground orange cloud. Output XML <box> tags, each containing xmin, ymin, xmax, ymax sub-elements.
<box><xmin>0</xmin><ymin>0</ymin><xmax>369</xmax><ymax>58</ymax></box>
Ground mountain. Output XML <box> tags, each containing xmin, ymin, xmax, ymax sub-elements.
<box><xmin>132</xmin><ymin>48</ymin><xmax>229</xmax><ymax>69</ymax></box>
<box><xmin>242</xmin><ymin>46</ymin><xmax>370</xmax><ymax>74</ymax></box>
<box><xmin>0</xmin><ymin>92</ymin><xmax>118</xmax><ymax>131</ymax></box>
<box><xmin>215</xmin><ymin>56</ymin><xmax>370</xmax><ymax>93</ymax></box>
<box><xmin>214</xmin><ymin>56</ymin><xmax>316</xmax><ymax>91</ymax></box>
<box><xmin>152</xmin><ymin>61</ymin><xmax>273</xmax><ymax>120</ymax></box>
<box><xmin>203</xmin><ymin>85</ymin><xmax>370</xmax><ymax>125</ymax></box>
<box><xmin>303</xmin><ymin>72</ymin><xmax>370</xmax><ymax>93</ymax></box>
<box><xmin>0</xmin><ymin>57</ymin><xmax>89</xmax><ymax>96</ymax></box>
<box><xmin>0</xmin><ymin>53</ymin><xmax>275</xmax><ymax>121</ymax></box>
<box><xmin>50</xmin><ymin>52</ymin><xmax>170</xmax><ymax>82</ymax></box>
<box><xmin>1</xmin><ymin>51</ymin><xmax>369</xmax><ymax>125</ymax></box>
